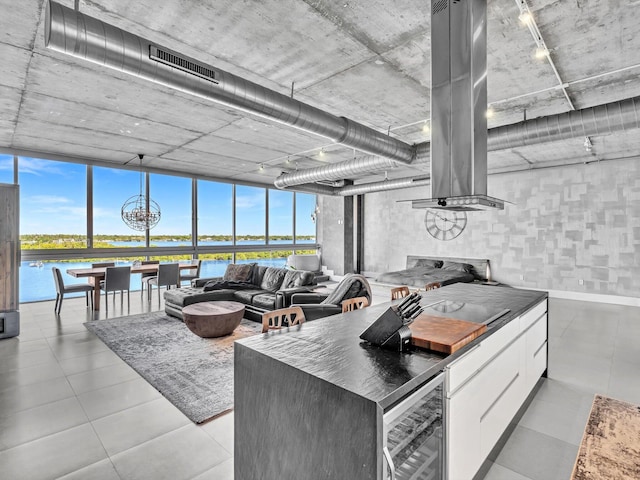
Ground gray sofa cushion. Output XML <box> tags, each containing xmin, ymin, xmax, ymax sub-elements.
<box><xmin>164</xmin><ymin>286</ymin><xmax>235</xmax><ymax>307</ymax></box>
<box><xmin>260</xmin><ymin>267</ymin><xmax>287</xmax><ymax>292</ymax></box>
<box><xmin>233</xmin><ymin>289</ymin><xmax>268</xmax><ymax>304</ymax></box>
<box><xmin>282</xmin><ymin>270</ymin><xmax>315</xmax><ymax>288</ymax></box>
<box><xmin>223</xmin><ymin>263</ymin><xmax>254</xmax><ymax>282</ymax></box>
<box><xmin>251</xmin><ymin>265</ymin><xmax>268</xmax><ymax>286</ymax></box>
<box><xmin>252</xmin><ymin>293</ymin><xmax>276</xmax><ymax>310</ymax></box>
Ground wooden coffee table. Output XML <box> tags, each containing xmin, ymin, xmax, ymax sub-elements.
<box><xmin>182</xmin><ymin>301</ymin><xmax>246</xmax><ymax>338</ymax></box>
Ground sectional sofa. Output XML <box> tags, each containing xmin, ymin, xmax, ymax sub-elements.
<box><xmin>164</xmin><ymin>263</ymin><xmax>317</xmax><ymax>322</ymax></box>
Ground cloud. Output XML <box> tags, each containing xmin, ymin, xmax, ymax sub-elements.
<box><xmin>18</xmin><ymin>157</ymin><xmax>70</xmax><ymax>177</ymax></box>
<box><xmin>235</xmin><ymin>193</ymin><xmax>265</xmax><ymax>209</ymax></box>
<box><xmin>29</xmin><ymin>195</ymin><xmax>72</xmax><ymax>205</ymax></box>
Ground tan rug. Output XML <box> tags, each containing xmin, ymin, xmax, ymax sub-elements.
<box><xmin>571</xmin><ymin>394</ymin><xmax>640</xmax><ymax>480</ymax></box>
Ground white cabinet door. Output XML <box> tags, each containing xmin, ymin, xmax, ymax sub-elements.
<box><xmin>447</xmin><ymin>297</ymin><xmax>548</xmax><ymax>480</ymax></box>
<box><xmin>525</xmin><ymin>313</ymin><xmax>547</xmax><ymax>390</ymax></box>
<box><xmin>448</xmin><ymin>334</ymin><xmax>524</xmax><ymax>479</ymax></box>
<box><xmin>448</xmin><ymin>382</ymin><xmax>481</xmax><ymax>480</ymax></box>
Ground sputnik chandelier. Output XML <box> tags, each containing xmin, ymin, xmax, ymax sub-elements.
<box><xmin>121</xmin><ymin>154</ymin><xmax>161</xmax><ymax>231</ymax></box>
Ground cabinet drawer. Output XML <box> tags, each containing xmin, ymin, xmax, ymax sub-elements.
<box><xmin>447</xmin><ymin>319</ymin><xmax>519</xmax><ymax>395</ymax></box>
<box><xmin>520</xmin><ymin>299</ymin><xmax>547</xmax><ymax>332</ymax></box>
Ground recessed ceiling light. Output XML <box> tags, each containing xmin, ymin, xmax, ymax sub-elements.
<box><xmin>422</xmin><ymin>122</ymin><xmax>430</xmax><ymax>134</ymax></box>
<box><xmin>485</xmin><ymin>108</ymin><xmax>495</xmax><ymax>119</ymax></box>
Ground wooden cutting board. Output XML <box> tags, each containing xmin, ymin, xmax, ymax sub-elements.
<box><xmin>409</xmin><ymin>314</ymin><xmax>487</xmax><ymax>354</ymax></box>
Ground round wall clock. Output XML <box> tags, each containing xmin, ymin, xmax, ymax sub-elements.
<box><xmin>424</xmin><ymin>209</ymin><xmax>467</xmax><ymax>240</ymax></box>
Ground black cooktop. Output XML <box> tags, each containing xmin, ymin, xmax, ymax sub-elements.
<box><xmin>419</xmin><ymin>299</ymin><xmax>510</xmax><ymax>325</ymax></box>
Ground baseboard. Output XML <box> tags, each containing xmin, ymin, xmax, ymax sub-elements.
<box><xmin>516</xmin><ymin>287</ymin><xmax>640</xmax><ymax>307</ymax></box>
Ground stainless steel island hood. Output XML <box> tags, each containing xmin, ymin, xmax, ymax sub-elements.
<box><xmin>412</xmin><ymin>0</ymin><xmax>505</xmax><ymax>211</ymax></box>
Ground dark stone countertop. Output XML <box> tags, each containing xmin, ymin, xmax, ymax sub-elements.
<box><xmin>236</xmin><ymin>283</ymin><xmax>547</xmax><ymax>411</ymax></box>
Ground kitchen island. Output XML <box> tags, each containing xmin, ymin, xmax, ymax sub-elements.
<box><xmin>234</xmin><ymin>283</ymin><xmax>548</xmax><ymax>480</ymax></box>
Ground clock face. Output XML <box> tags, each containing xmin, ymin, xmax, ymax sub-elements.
<box><xmin>424</xmin><ymin>209</ymin><xmax>467</xmax><ymax>240</ymax></box>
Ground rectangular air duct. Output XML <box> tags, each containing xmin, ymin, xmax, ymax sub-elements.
<box><xmin>413</xmin><ymin>0</ymin><xmax>504</xmax><ymax>211</ymax></box>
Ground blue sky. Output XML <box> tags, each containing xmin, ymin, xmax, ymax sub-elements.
<box><xmin>3</xmin><ymin>155</ymin><xmax>316</xmax><ymax>236</ymax></box>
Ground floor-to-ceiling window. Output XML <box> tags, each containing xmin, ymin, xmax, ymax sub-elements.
<box><xmin>197</xmin><ymin>179</ymin><xmax>234</xmax><ymax>278</ymax></box>
<box><xmin>149</xmin><ymin>172</ymin><xmax>192</xmax><ymax>249</ymax></box>
<box><xmin>17</xmin><ymin>157</ymin><xmax>318</xmax><ymax>302</ymax></box>
<box><xmin>93</xmin><ymin>166</ymin><xmax>142</xmax><ymax>247</ymax></box>
<box><xmin>235</xmin><ymin>185</ymin><xmax>266</xmax><ymax>245</ymax></box>
<box><xmin>295</xmin><ymin>192</ymin><xmax>317</xmax><ymax>245</ymax></box>
<box><xmin>18</xmin><ymin>158</ymin><xmax>89</xmax><ymax>302</ymax></box>
<box><xmin>0</xmin><ymin>154</ymin><xmax>13</xmax><ymax>184</ymax></box>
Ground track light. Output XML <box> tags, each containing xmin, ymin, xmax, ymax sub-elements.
<box><xmin>535</xmin><ymin>47</ymin><xmax>549</xmax><ymax>60</ymax></box>
<box><xmin>518</xmin><ymin>12</ymin><xmax>532</xmax><ymax>25</ymax></box>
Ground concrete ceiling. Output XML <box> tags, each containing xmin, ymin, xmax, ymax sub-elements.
<box><xmin>1</xmin><ymin>0</ymin><xmax>640</xmax><ymax>189</ymax></box>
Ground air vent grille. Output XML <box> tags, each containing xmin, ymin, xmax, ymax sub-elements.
<box><xmin>149</xmin><ymin>45</ymin><xmax>219</xmax><ymax>84</ymax></box>
<box><xmin>433</xmin><ymin>0</ymin><xmax>448</xmax><ymax>15</ymax></box>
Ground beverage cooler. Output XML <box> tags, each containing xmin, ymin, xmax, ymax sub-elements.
<box><xmin>383</xmin><ymin>372</ymin><xmax>445</xmax><ymax>480</ymax></box>
<box><xmin>0</xmin><ymin>183</ymin><xmax>20</xmax><ymax>339</ymax></box>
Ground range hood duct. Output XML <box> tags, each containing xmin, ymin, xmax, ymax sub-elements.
<box><xmin>44</xmin><ymin>1</ymin><xmax>414</xmax><ymax>164</ymax></box>
<box><xmin>417</xmin><ymin>0</ymin><xmax>504</xmax><ymax>211</ymax></box>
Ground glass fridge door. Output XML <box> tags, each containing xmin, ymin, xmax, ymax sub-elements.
<box><xmin>383</xmin><ymin>373</ymin><xmax>445</xmax><ymax>480</ymax></box>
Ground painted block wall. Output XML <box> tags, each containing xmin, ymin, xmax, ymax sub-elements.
<box><xmin>320</xmin><ymin>158</ymin><xmax>640</xmax><ymax>298</ymax></box>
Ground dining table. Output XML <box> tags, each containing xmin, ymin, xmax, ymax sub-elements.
<box><xmin>67</xmin><ymin>263</ymin><xmax>199</xmax><ymax>310</ymax></box>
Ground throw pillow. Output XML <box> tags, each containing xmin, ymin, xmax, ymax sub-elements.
<box><xmin>283</xmin><ymin>270</ymin><xmax>314</xmax><ymax>288</ymax></box>
<box><xmin>223</xmin><ymin>263</ymin><xmax>253</xmax><ymax>282</ymax></box>
<box><xmin>414</xmin><ymin>258</ymin><xmax>444</xmax><ymax>268</ymax></box>
<box><xmin>260</xmin><ymin>267</ymin><xmax>287</xmax><ymax>292</ymax></box>
<box><xmin>440</xmin><ymin>261</ymin><xmax>473</xmax><ymax>273</ymax></box>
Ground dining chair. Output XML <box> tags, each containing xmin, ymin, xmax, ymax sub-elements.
<box><xmin>51</xmin><ymin>267</ymin><xmax>94</xmax><ymax>314</ymax></box>
<box><xmin>147</xmin><ymin>263</ymin><xmax>180</xmax><ymax>303</ymax></box>
<box><xmin>180</xmin><ymin>259</ymin><xmax>202</xmax><ymax>285</ymax></box>
<box><xmin>261</xmin><ymin>306</ymin><xmax>305</xmax><ymax>333</ymax></box>
<box><xmin>92</xmin><ymin>262</ymin><xmax>116</xmax><ymax>268</ymax></box>
<box><xmin>390</xmin><ymin>286</ymin><xmax>410</xmax><ymax>301</ymax></box>
<box><xmin>100</xmin><ymin>266</ymin><xmax>131</xmax><ymax>312</ymax></box>
<box><xmin>341</xmin><ymin>296</ymin><xmax>369</xmax><ymax>313</ymax></box>
<box><xmin>425</xmin><ymin>282</ymin><xmax>442</xmax><ymax>291</ymax></box>
<box><xmin>140</xmin><ymin>260</ymin><xmax>160</xmax><ymax>297</ymax></box>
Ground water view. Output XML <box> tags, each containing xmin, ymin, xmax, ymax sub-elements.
<box><xmin>20</xmin><ymin>258</ymin><xmax>288</xmax><ymax>303</ymax></box>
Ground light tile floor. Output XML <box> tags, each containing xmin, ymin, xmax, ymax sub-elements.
<box><xmin>1</xmin><ymin>289</ymin><xmax>638</xmax><ymax>479</ymax></box>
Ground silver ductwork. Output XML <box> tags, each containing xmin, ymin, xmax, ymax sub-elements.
<box><xmin>274</xmin><ymin>144</ymin><xmax>432</xmax><ymax>189</ymax></box>
<box><xmin>273</xmin><ymin>155</ymin><xmax>400</xmax><ymax>189</ymax></box>
<box><xmin>488</xmin><ymin>96</ymin><xmax>640</xmax><ymax>150</ymax></box>
<box><xmin>276</xmin><ymin>95</ymin><xmax>640</xmax><ymax>192</ymax></box>
<box><xmin>293</xmin><ymin>176</ymin><xmax>431</xmax><ymax>197</ymax></box>
<box><xmin>44</xmin><ymin>1</ymin><xmax>414</xmax><ymax>164</ymax></box>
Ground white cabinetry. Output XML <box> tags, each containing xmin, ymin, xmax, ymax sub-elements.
<box><xmin>446</xmin><ymin>298</ymin><xmax>547</xmax><ymax>480</ymax></box>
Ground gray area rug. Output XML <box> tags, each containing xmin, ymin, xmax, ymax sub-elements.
<box><xmin>84</xmin><ymin>312</ymin><xmax>262</xmax><ymax>424</ymax></box>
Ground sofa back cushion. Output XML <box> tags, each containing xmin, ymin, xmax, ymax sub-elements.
<box><xmin>251</xmin><ymin>265</ymin><xmax>268</xmax><ymax>286</ymax></box>
<box><xmin>282</xmin><ymin>270</ymin><xmax>315</xmax><ymax>288</ymax></box>
<box><xmin>260</xmin><ymin>267</ymin><xmax>287</xmax><ymax>292</ymax></box>
<box><xmin>223</xmin><ymin>263</ymin><xmax>254</xmax><ymax>282</ymax></box>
